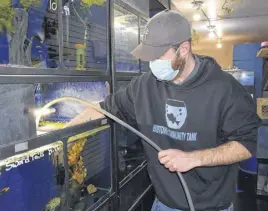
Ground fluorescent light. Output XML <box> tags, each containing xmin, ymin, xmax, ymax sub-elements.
<box><xmin>193</xmin><ymin>14</ymin><xmax>201</xmax><ymax>21</ymax></box>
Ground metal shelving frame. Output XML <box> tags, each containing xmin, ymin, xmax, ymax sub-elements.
<box><xmin>0</xmin><ymin>0</ymin><xmax>115</xmax><ymax>210</ymax></box>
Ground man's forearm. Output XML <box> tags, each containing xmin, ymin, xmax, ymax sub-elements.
<box><xmin>190</xmin><ymin>141</ymin><xmax>252</xmax><ymax>167</ymax></box>
<box><xmin>66</xmin><ymin>102</ymin><xmax>104</xmax><ymax>127</ymax></box>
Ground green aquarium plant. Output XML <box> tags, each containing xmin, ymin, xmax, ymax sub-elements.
<box><xmin>0</xmin><ymin>0</ymin><xmax>40</xmax><ymax>66</ymax></box>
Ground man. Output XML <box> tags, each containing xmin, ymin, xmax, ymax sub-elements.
<box><xmin>70</xmin><ymin>10</ymin><xmax>260</xmax><ymax>211</ymax></box>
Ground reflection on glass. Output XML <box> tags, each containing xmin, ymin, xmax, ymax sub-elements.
<box><xmin>0</xmin><ymin>84</ymin><xmax>36</xmax><ymax>145</ymax></box>
<box><xmin>119</xmin><ymin>0</ymin><xmax>149</xmax><ymax>17</ymax></box>
<box><xmin>62</xmin><ymin>0</ymin><xmax>107</xmax><ymax>71</ymax></box>
<box><xmin>116</xmin><ymin>81</ymin><xmax>145</xmax><ymax>182</ymax></box>
<box><xmin>66</xmin><ymin>127</ymin><xmax>111</xmax><ymax>210</ymax></box>
<box><xmin>114</xmin><ymin>5</ymin><xmax>139</xmax><ymax>72</ymax></box>
<box><xmin>0</xmin><ymin>141</ymin><xmax>65</xmax><ymax>211</ymax></box>
<box><xmin>139</xmin><ymin>18</ymin><xmax>149</xmax><ymax>72</ymax></box>
<box><xmin>35</xmin><ymin>81</ymin><xmax>109</xmax><ymax>133</ymax></box>
<box><xmin>0</xmin><ymin>0</ymin><xmax>59</xmax><ymax>68</ymax></box>
<box><xmin>224</xmin><ymin>70</ymin><xmax>254</xmax><ymax>86</ymax></box>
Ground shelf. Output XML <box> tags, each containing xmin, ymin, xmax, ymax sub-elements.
<box><xmin>257</xmin><ymin>48</ymin><xmax>268</xmax><ymax>57</ymax></box>
<box><xmin>0</xmin><ymin>118</ymin><xmax>109</xmax><ymax>160</ymax></box>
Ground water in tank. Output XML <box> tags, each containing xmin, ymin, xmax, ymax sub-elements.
<box><xmin>0</xmin><ymin>142</ymin><xmax>65</xmax><ymax>211</ymax></box>
<box><xmin>0</xmin><ymin>125</ymin><xmax>111</xmax><ymax>211</ymax></box>
<box><xmin>114</xmin><ymin>4</ymin><xmax>140</xmax><ymax>72</ymax></box>
<box><xmin>62</xmin><ymin>0</ymin><xmax>107</xmax><ymax>71</ymax></box>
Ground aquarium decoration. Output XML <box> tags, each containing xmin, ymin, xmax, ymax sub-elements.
<box><xmin>0</xmin><ymin>0</ymin><xmax>41</xmax><ymax>66</ymax></box>
<box><xmin>75</xmin><ymin>43</ymin><xmax>86</xmax><ymax>70</ymax></box>
<box><xmin>70</xmin><ymin>0</ymin><xmax>105</xmax><ymax>70</ymax></box>
<box><xmin>0</xmin><ymin>187</ymin><xmax>9</xmax><ymax>196</ymax></box>
<box><xmin>45</xmin><ymin>126</ymin><xmax>108</xmax><ymax>211</ymax></box>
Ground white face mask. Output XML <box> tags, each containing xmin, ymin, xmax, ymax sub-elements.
<box><xmin>149</xmin><ymin>49</ymin><xmax>180</xmax><ymax>81</ymax></box>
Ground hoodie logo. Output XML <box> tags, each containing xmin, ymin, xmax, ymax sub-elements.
<box><xmin>165</xmin><ymin>99</ymin><xmax>187</xmax><ymax>130</ymax></box>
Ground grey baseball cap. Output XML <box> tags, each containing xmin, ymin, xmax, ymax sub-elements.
<box><xmin>131</xmin><ymin>10</ymin><xmax>191</xmax><ymax>61</ymax></box>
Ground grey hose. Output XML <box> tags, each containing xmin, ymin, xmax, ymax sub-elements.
<box><xmin>36</xmin><ymin>97</ymin><xmax>195</xmax><ymax>211</ymax></box>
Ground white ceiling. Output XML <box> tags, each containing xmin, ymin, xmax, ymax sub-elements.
<box><xmin>172</xmin><ymin>0</ymin><xmax>268</xmax><ymax>50</ymax></box>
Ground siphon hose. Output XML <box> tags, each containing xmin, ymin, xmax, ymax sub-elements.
<box><xmin>36</xmin><ymin>97</ymin><xmax>195</xmax><ymax>211</ymax></box>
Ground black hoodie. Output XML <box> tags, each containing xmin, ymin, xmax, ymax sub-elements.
<box><xmin>100</xmin><ymin>55</ymin><xmax>261</xmax><ymax>211</ymax></box>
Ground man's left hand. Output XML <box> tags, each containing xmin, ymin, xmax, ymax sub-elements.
<box><xmin>158</xmin><ymin>149</ymin><xmax>201</xmax><ymax>172</ymax></box>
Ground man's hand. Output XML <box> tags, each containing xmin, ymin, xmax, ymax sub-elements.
<box><xmin>158</xmin><ymin>149</ymin><xmax>201</xmax><ymax>173</ymax></box>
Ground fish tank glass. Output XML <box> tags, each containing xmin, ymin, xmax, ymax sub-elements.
<box><xmin>224</xmin><ymin>70</ymin><xmax>254</xmax><ymax>86</ymax></box>
<box><xmin>257</xmin><ymin>126</ymin><xmax>268</xmax><ymax>159</ymax></box>
<box><xmin>0</xmin><ymin>125</ymin><xmax>111</xmax><ymax>211</ymax></box>
<box><xmin>0</xmin><ymin>81</ymin><xmax>109</xmax><ymax>146</ymax></box>
<box><xmin>0</xmin><ymin>141</ymin><xmax>65</xmax><ymax>211</ymax></box>
<box><xmin>0</xmin><ymin>0</ymin><xmax>59</xmax><ymax>68</ymax></box>
<box><xmin>62</xmin><ymin>0</ymin><xmax>107</xmax><ymax>71</ymax></box>
<box><xmin>66</xmin><ymin>126</ymin><xmax>111</xmax><ymax>210</ymax></box>
<box><xmin>224</xmin><ymin>69</ymin><xmax>255</xmax><ymax>98</ymax></box>
<box><xmin>116</xmin><ymin>81</ymin><xmax>145</xmax><ymax>183</ymax></box>
<box><xmin>35</xmin><ymin>81</ymin><xmax>109</xmax><ymax>135</ymax></box>
<box><xmin>118</xmin><ymin>0</ymin><xmax>149</xmax><ymax>17</ymax></box>
<box><xmin>0</xmin><ymin>84</ymin><xmax>36</xmax><ymax>145</ymax></box>
<box><xmin>114</xmin><ymin>4</ymin><xmax>139</xmax><ymax>72</ymax></box>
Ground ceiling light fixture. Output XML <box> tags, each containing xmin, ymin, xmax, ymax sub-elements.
<box><xmin>207</xmin><ymin>25</ymin><xmax>216</xmax><ymax>31</ymax></box>
<box><xmin>191</xmin><ymin>0</ymin><xmax>204</xmax><ymax>10</ymax></box>
<box><xmin>216</xmin><ymin>39</ymin><xmax>222</xmax><ymax>48</ymax></box>
<box><xmin>216</xmin><ymin>43</ymin><xmax>222</xmax><ymax>48</ymax></box>
<box><xmin>193</xmin><ymin>13</ymin><xmax>201</xmax><ymax>21</ymax></box>
<box><xmin>209</xmin><ymin>31</ymin><xmax>216</xmax><ymax>39</ymax></box>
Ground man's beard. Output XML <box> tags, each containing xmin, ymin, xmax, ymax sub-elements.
<box><xmin>172</xmin><ymin>54</ymin><xmax>186</xmax><ymax>78</ymax></box>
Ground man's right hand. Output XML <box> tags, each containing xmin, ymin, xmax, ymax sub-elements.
<box><xmin>65</xmin><ymin>102</ymin><xmax>105</xmax><ymax>128</ymax></box>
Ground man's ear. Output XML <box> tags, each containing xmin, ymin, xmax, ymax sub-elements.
<box><xmin>179</xmin><ymin>41</ymin><xmax>191</xmax><ymax>57</ymax></box>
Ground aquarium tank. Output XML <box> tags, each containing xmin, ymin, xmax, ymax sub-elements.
<box><xmin>224</xmin><ymin>69</ymin><xmax>255</xmax><ymax>98</ymax></box>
